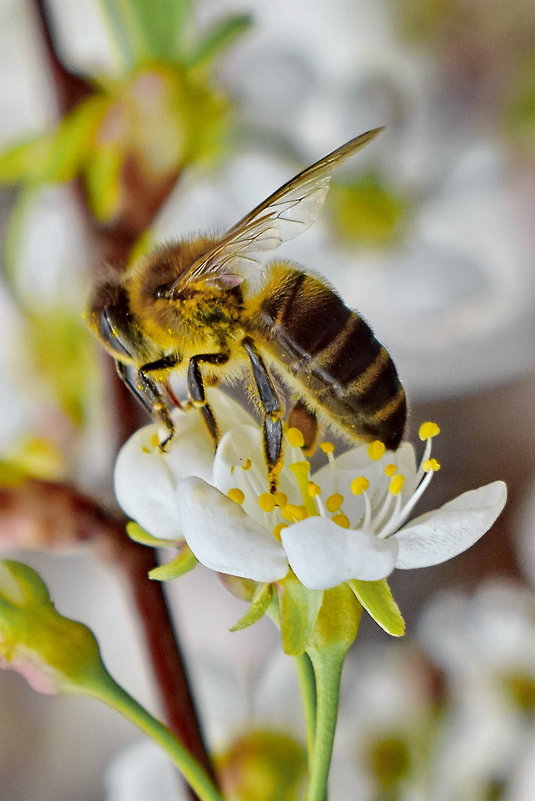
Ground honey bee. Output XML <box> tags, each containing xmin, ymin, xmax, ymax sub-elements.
<box><xmin>88</xmin><ymin>128</ymin><xmax>406</xmax><ymax>490</ymax></box>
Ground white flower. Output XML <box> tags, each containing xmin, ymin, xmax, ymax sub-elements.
<box><xmin>418</xmin><ymin>582</ymin><xmax>535</xmax><ymax>801</ymax></box>
<box><xmin>115</xmin><ymin>390</ymin><xmax>506</xmax><ymax>590</ymax></box>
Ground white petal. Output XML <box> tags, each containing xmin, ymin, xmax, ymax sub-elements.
<box><xmin>281</xmin><ymin>518</ymin><xmax>398</xmax><ymax>589</ymax></box>
<box><xmin>395</xmin><ymin>481</ymin><xmax>507</xmax><ymax>569</ymax></box>
<box><xmin>176</xmin><ymin>477</ymin><xmax>288</xmax><ymax>582</ymax></box>
<box><xmin>162</xmin><ymin>411</ymin><xmax>220</xmax><ymax>482</ymax></box>
<box><xmin>114</xmin><ymin>429</ymin><xmax>183</xmax><ymax>540</ymax></box>
<box><xmin>207</xmin><ymin>390</ymin><xmax>258</xmax><ymax>429</ymax></box>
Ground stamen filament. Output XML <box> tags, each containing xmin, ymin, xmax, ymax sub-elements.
<box><xmin>388</xmin><ymin>469</ymin><xmax>435</xmax><ymax>534</ymax></box>
<box><xmin>378</xmin><ymin>493</ymin><xmax>403</xmax><ymax>539</ymax></box>
<box><xmin>362</xmin><ymin>490</ymin><xmax>372</xmax><ymax>529</ymax></box>
<box><xmin>416</xmin><ymin>437</ymin><xmax>433</xmax><ymax>483</ymax></box>
<box><xmin>372</xmin><ymin>489</ymin><xmax>396</xmax><ymax>531</ymax></box>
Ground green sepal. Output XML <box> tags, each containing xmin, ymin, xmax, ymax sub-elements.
<box><xmin>230</xmin><ymin>582</ymin><xmax>272</xmax><ymax>632</ymax></box>
<box><xmin>148</xmin><ymin>546</ymin><xmax>198</xmax><ymax>581</ymax></box>
<box><xmin>185</xmin><ymin>14</ymin><xmax>253</xmax><ymax>69</ymax></box>
<box><xmin>278</xmin><ymin>574</ymin><xmax>323</xmax><ymax>656</ymax></box>
<box><xmin>0</xmin><ymin>135</ymin><xmax>53</xmax><ymax>184</ymax></box>
<box><xmin>348</xmin><ymin>578</ymin><xmax>405</xmax><ymax>637</ymax></box>
<box><xmin>308</xmin><ymin>584</ymin><xmax>362</xmax><ymax>655</ymax></box>
<box><xmin>0</xmin><ymin>95</ymin><xmax>108</xmax><ymax>187</ymax></box>
<box><xmin>126</xmin><ymin>521</ymin><xmax>179</xmax><ymax>548</ymax></box>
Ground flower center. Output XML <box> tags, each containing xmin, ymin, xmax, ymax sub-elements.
<box><xmin>226</xmin><ymin>424</ymin><xmax>442</xmax><ymax>541</ymax></box>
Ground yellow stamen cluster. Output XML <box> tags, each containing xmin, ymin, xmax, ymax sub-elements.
<box><xmin>225</xmin><ymin>418</ymin><xmax>443</xmax><ymax>545</ymax></box>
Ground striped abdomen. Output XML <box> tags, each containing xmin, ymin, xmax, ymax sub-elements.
<box><xmin>248</xmin><ymin>263</ymin><xmax>406</xmax><ymax>449</ymax></box>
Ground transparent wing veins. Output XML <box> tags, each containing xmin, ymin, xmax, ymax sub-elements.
<box><xmin>175</xmin><ymin>127</ymin><xmax>383</xmax><ymax>290</ymax></box>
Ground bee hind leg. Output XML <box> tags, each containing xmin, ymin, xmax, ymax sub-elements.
<box><xmin>187</xmin><ymin>352</ymin><xmax>230</xmax><ymax>449</ymax></box>
<box><xmin>241</xmin><ymin>337</ymin><xmax>283</xmax><ymax>493</ymax></box>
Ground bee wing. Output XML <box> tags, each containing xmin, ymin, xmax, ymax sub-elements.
<box><xmin>179</xmin><ymin>127</ymin><xmax>383</xmax><ymax>290</ymax></box>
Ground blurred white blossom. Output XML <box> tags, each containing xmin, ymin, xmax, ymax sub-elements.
<box><xmin>419</xmin><ymin>582</ymin><xmax>535</xmax><ymax>801</ymax></box>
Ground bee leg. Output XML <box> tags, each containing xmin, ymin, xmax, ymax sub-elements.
<box><xmin>187</xmin><ymin>352</ymin><xmax>230</xmax><ymax>449</ymax></box>
<box><xmin>241</xmin><ymin>337</ymin><xmax>283</xmax><ymax>493</ymax></box>
<box><xmin>289</xmin><ymin>399</ymin><xmax>319</xmax><ymax>456</ymax></box>
<box><xmin>138</xmin><ymin>355</ymin><xmax>181</xmax><ymax>450</ymax></box>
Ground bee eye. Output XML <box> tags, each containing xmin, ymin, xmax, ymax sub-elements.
<box><xmin>154</xmin><ymin>283</ymin><xmax>172</xmax><ymax>300</ymax></box>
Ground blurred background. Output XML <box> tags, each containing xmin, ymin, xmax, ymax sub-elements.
<box><xmin>0</xmin><ymin>0</ymin><xmax>534</xmax><ymax>799</ymax></box>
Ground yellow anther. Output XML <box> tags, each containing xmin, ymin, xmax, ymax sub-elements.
<box><xmin>258</xmin><ymin>492</ymin><xmax>277</xmax><ymax>512</ymax></box>
<box><xmin>320</xmin><ymin>441</ymin><xmax>335</xmax><ymax>454</ymax></box>
<box><xmin>308</xmin><ymin>481</ymin><xmax>321</xmax><ymax>497</ymax></box>
<box><xmin>141</xmin><ymin>446</ymin><xmax>150</xmax><ymax>454</ymax></box>
<box><xmin>275</xmin><ymin>491</ymin><xmax>288</xmax><ymax>507</ymax></box>
<box><xmin>332</xmin><ymin>512</ymin><xmax>350</xmax><ymax>529</ymax></box>
<box><xmin>388</xmin><ymin>475</ymin><xmax>405</xmax><ymax>496</ymax></box>
<box><xmin>241</xmin><ymin>458</ymin><xmax>252</xmax><ymax>471</ymax></box>
<box><xmin>326</xmin><ymin>493</ymin><xmax>344</xmax><ymax>513</ymax></box>
<box><xmin>227</xmin><ymin>488</ymin><xmax>245</xmax><ymax>505</ymax></box>
<box><xmin>273</xmin><ymin>523</ymin><xmax>288</xmax><ymax>541</ymax></box>
<box><xmin>368</xmin><ymin>440</ymin><xmax>386</xmax><ymax>461</ymax></box>
<box><xmin>150</xmin><ymin>433</ymin><xmax>160</xmax><ymax>448</ymax></box>
<box><xmin>350</xmin><ymin>477</ymin><xmax>369</xmax><ymax>495</ymax></box>
<box><xmin>384</xmin><ymin>463</ymin><xmax>397</xmax><ymax>477</ymax></box>
<box><xmin>423</xmin><ymin>458</ymin><xmax>441</xmax><ymax>473</ymax></box>
<box><xmin>281</xmin><ymin>504</ymin><xmax>308</xmax><ymax>523</ymax></box>
<box><xmin>419</xmin><ymin>422</ymin><xmax>441</xmax><ymax>441</ymax></box>
<box><xmin>287</xmin><ymin>427</ymin><xmax>305</xmax><ymax>448</ymax></box>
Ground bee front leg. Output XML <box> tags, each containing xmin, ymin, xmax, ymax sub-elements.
<box><xmin>241</xmin><ymin>337</ymin><xmax>283</xmax><ymax>493</ymax></box>
<box><xmin>138</xmin><ymin>354</ymin><xmax>181</xmax><ymax>450</ymax></box>
<box><xmin>187</xmin><ymin>352</ymin><xmax>230</xmax><ymax>449</ymax></box>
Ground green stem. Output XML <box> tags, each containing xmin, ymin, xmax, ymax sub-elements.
<box><xmin>294</xmin><ymin>652</ymin><xmax>317</xmax><ymax>759</ymax></box>
<box><xmin>306</xmin><ymin>647</ymin><xmax>345</xmax><ymax>801</ymax></box>
<box><xmin>87</xmin><ymin>672</ymin><xmax>225</xmax><ymax>801</ymax></box>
